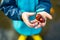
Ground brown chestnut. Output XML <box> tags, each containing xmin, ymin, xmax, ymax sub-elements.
<box><xmin>36</xmin><ymin>14</ymin><xmax>45</xmax><ymax>23</ymax></box>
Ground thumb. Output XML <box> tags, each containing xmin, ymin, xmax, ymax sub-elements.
<box><xmin>28</xmin><ymin>13</ymin><xmax>35</xmax><ymax>16</ymax></box>
<box><xmin>37</xmin><ymin>12</ymin><xmax>52</xmax><ymax>20</ymax></box>
<box><xmin>46</xmin><ymin>13</ymin><xmax>52</xmax><ymax>20</ymax></box>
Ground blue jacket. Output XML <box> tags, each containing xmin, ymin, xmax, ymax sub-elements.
<box><xmin>0</xmin><ymin>0</ymin><xmax>51</xmax><ymax>20</ymax></box>
<box><xmin>0</xmin><ymin>0</ymin><xmax>52</xmax><ymax>36</ymax></box>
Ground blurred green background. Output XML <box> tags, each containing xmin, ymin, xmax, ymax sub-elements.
<box><xmin>0</xmin><ymin>0</ymin><xmax>60</xmax><ymax>40</ymax></box>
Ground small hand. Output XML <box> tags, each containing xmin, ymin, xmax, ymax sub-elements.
<box><xmin>22</xmin><ymin>12</ymin><xmax>37</xmax><ymax>28</ymax></box>
<box><xmin>31</xmin><ymin>11</ymin><xmax>52</xmax><ymax>29</ymax></box>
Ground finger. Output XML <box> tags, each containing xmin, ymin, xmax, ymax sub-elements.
<box><xmin>25</xmin><ymin>20</ymin><xmax>35</xmax><ymax>27</ymax></box>
<box><xmin>32</xmin><ymin>22</ymin><xmax>38</xmax><ymax>28</ymax></box>
<box><xmin>41</xmin><ymin>21</ymin><xmax>46</xmax><ymax>27</ymax></box>
<box><xmin>46</xmin><ymin>13</ymin><xmax>52</xmax><ymax>20</ymax></box>
<box><xmin>28</xmin><ymin>13</ymin><xmax>35</xmax><ymax>16</ymax></box>
<box><xmin>35</xmin><ymin>22</ymin><xmax>41</xmax><ymax>29</ymax></box>
<box><xmin>31</xmin><ymin>20</ymin><xmax>39</xmax><ymax>28</ymax></box>
<box><xmin>31</xmin><ymin>19</ymin><xmax>38</xmax><ymax>23</ymax></box>
<box><xmin>41</xmin><ymin>18</ymin><xmax>46</xmax><ymax>27</ymax></box>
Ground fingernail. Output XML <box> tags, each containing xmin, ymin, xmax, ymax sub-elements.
<box><xmin>35</xmin><ymin>27</ymin><xmax>38</xmax><ymax>29</ymax></box>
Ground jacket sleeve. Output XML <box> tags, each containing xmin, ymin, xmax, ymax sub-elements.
<box><xmin>0</xmin><ymin>0</ymin><xmax>22</xmax><ymax>20</ymax></box>
<box><xmin>36</xmin><ymin>0</ymin><xmax>52</xmax><ymax>13</ymax></box>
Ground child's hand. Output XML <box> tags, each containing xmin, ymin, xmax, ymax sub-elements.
<box><xmin>31</xmin><ymin>11</ymin><xmax>52</xmax><ymax>29</ymax></box>
<box><xmin>22</xmin><ymin>12</ymin><xmax>37</xmax><ymax>28</ymax></box>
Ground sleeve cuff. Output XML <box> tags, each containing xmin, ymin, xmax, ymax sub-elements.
<box><xmin>36</xmin><ymin>8</ymin><xmax>45</xmax><ymax>13</ymax></box>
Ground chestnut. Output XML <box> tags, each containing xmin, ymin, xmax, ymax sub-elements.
<box><xmin>36</xmin><ymin>14</ymin><xmax>45</xmax><ymax>23</ymax></box>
